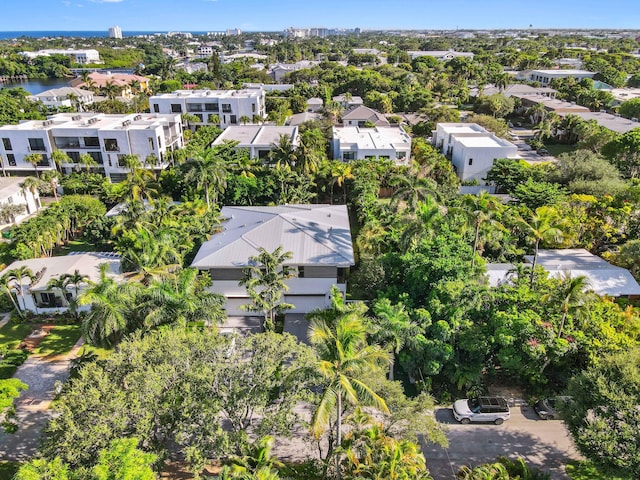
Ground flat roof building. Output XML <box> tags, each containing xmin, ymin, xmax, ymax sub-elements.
<box><xmin>332</xmin><ymin>126</ymin><xmax>411</xmax><ymax>164</ymax></box>
<box><xmin>20</xmin><ymin>49</ymin><xmax>100</xmax><ymax>65</ymax></box>
<box><xmin>150</xmin><ymin>89</ymin><xmax>266</xmax><ymax>130</ymax></box>
<box><xmin>432</xmin><ymin>123</ymin><xmax>519</xmax><ymax>184</ymax></box>
<box><xmin>212</xmin><ymin>125</ymin><xmax>299</xmax><ymax>160</ymax></box>
<box><xmin>0</xmin><ymin>113</ymin><xmax>183</xmax><ymax>181</ymax></box>
<box><xmin>519</xmin><ymin>69</ymin><xmax>595</xmax><ymax>87</ymax></box>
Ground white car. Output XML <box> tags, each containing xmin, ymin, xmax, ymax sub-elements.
<box><xmin>452</xmin><ymin>396</ymin><xmax>511</xmax><ymax>425</ymax></box>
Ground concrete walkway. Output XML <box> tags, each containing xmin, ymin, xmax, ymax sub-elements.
<box><xmin>0</xmin><ymin>336</ymin><xmax>84</xmax><ymax>461</ymax></box>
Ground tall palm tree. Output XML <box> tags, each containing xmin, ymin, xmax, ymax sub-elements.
<box><xmin>268</xmin><ymin>135</ymin><xmax>299</xmax><ymax>170</ymax></box>
<box><xmin>6</xmin><ymin>267</ymin><xmax>35</xmax><ymax>314</ymax></box>
<box><xmin>308</xmin><ymin>304</ymin><xmax>390</xmax><ymax>459</ymax></box>
<box><xmin>518</xmin><ymin>206</ymin><xmax>567</xmax><ymax>287</ymax></box>
<box><xmin>329</xmin><ymin>161</ymin><xmax>354</xmax><ymax>204</ymax></box>
<box><xmin>46</xmin><ymin>276</ymin><xmax>69</xmax><ymax>307</ymax></box>
<box><xmin>550</xmin><ymin>273</ymin><xmax>591</xmax><ymax>339</ymax></box>
<box><xmin>40</xmin><ymin>170</ymin><xmax>60</xmax><ymax>201</ymax></box>
<box><xmin>50</xmin><ymin>150</ymin><xmax>70</xmax><ymax>174</ymax></box>
<box><xmin>183</xmin><ymin>145</ymin><xmax>229</xmax><ymax>209</ymax></box>
<box><xmin>0</xmin><ymin>273</ymin><xmax>24</xmax><ymax>318</ymax></box>
<box><xmin>239</xmin><ymin>246</ymin><xmax>295</xmax><ymax>331</ymax></box>
<box><xmin>24</xmin><ymin>153</ymin><xmax>43</xmax><ymax>178</ymax></box>
<box><xmin>78</xmin><ymin>264</ymin><xmax>141</xmax><ymax>347</ymax></box>
<box><xmin>398</xmin><ymin>196</ymin><xmax>445</xmax><ymax>252</ymax></box>
<box><xmin>61</xmin><ymin>269</ymin><xmax>90</xmax><ymax>319</ymax></box>
<box><xmin>102</xmin><ymin>81</ymin><xmax>119</xmax><ymax>101</ymax></box>
<box><xmin>79</xmin><ymin>153</ymin><xmax>98</xmax><ymax>173</ymax></box>
<box><xmin>459</xmin><ymin>192</ymin><xmax>506</xmax><ymax>266</ymax></box>
<box><xmin>371</xmin><ymin>298</ymin><xmax>416</xmax><ymax>381</ymax></box>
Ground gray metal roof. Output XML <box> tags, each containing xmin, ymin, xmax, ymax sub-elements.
<box><xmin>191</xmin><ymin>205</ymin><xmax>355</xmax><ymax>268</ymax></box>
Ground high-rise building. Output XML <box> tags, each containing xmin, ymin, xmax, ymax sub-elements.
<box><xmin>108</xmin><ymin>26</ymin><xmax>122</xmax><ymax>39</ymax></box>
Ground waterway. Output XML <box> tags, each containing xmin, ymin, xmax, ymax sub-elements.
<box><xmin>0</xmin><ymin>78</ymin><xmax>72</xmax><ymax>95</ymax></box>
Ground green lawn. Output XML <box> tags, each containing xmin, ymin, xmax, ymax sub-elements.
<box><xmin>544</xmin><ymin>144</ymin><xmax>577</xmax><ymax>157</ymax></box>
<box><xmin>0</xmin><ymin>321</ymin><xmax>36</xmax><ymax>350</ymax></box>
<box><xmin>0</xmin><ymin>461</ymin><xmax>19</xmax><ymax>480</ymax></box>
<box><xmin>80</xmin><ymin>344</ymin><xmax>113</xmax><ymax>360</ymax></box>
<box><xmin>566</xmin><ymin>460</ymin><xmax>630</xmax><ymax>480</ymax></box>
<box><xmin>54</xmin><ymin>237</ymin><xmax>96</xmax><ymax>256</ymax></box>
<box><xmin>34</xmin><ymin>325</ymin><xmax>82</xmax><ymax>357</ymax></box>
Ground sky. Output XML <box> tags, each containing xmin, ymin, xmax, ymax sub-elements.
<box><xmin>2</xmin><ymin>0</ymin><xmax>640</xmax><ymax>32</ymax></box>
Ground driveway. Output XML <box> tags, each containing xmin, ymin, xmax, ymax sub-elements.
<box><xmin>421</xmin><ymin>405</ymin><xmax>581</xmax><ymax>480</ymax></box>
<box><xmin>0</xmin><ymin>340</ymin><xmax>83</xmax><ymax>461</ymax></box>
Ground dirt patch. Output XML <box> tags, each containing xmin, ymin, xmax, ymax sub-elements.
<box><xmin>160</xmin><ymin>460</ymin><xmax>223</xmax><ymax>479</ymax></box>
<box><xmin>487</xmin><ymin>384</ymin><xmax>527</xmax><ymax>406</ymax></box>
<box><xmin>17</xmin><ymin>325</ymin><xmax>54</xmax><ymax>352</ymax></box>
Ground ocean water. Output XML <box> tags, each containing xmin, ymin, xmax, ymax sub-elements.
<box><xmin>0</xmin><ymin>78</ymin><xmax>72</xmax><ymax>95</ymax></box>
<box><xmin>0</xmin><ymin>31</ymin><xmax>209</xmax><ymax>39</ymax></box>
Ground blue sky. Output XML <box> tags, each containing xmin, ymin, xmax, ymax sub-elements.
<box><xmin>3</xmin><ymin>0</ymin><xmax>640</xmax><ymax>32</ymax></box>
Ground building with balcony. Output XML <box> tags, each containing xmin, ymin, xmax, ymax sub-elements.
<box><xmin>212</xmin><ymin>125</ymin><xmax>299</xmax><ymax>160</ymax></box>
<box><xmin>191</xmin><ymin>204</ymin><xmax>355</xmax><ymax>318</ymax></box>
<box><xmin>332</xmin><ymin>126</ymin><xmax>411</xmax><ymax>164</ymax></box>
<box><xmin>432</xmin><ymin>123</ymin><xmax>519</xmax><ymax>184</ymax></box>
<box><xmin>0</xmin><ymin>113</ymin><xmax>183</xmax><ymax>181</ymax></box>
<box><xmin>149</xmin><ymin>89</ymin><xmax>266</xmax><ymax>129</ymax></box>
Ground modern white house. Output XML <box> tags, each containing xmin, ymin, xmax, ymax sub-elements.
<box><xmin>517</xmin><ymin>69</ymin><xmax>595</xmax><ymax>87</ymax></box>
<box><xmin>0</xmin><ymin>113</ymin><xmax>184</xmax><ymax>181</ymax></box>
<box><xmin>306</xmin><ymin>97</ymin><xmax>324</xmax><ymax>112</ymax></box>
<box><xmin>149</xmin><ymin>89</ymin><xmax>266</xmax><ymax>129</ymax></box>
<box><xmin>432</xmin><ymin>123</ymin><xmax>519</xmax><ymax>183</ymax></box>
<box><xmin>333</xmin><ymin>94</ymin><xmax>364</xmax><ymax>109</ymax></box>
<box><xmin>0</xmin><ymin>253</ymin><xmax>122</xmax><ymax>314</ymax></box>
<box><xmin>212</xmin><ymin>125</ymin><xmax>299</xmax><ymax>160</ymax></box>
<box><xmin>191</xmin><ymin>204</ymin><xmax>355</xmax><ymax>317</ymax></box>
<box><xmin>341</xmin><ymin>106</ymin><xmax>390</xmax><ymax>127</ymax></box>
<box><xmin>20</xmin><ymin>49</ymin><xmax>101</xmax><ymax>64</ymax></box>
<box><xmin>486</xmin><ymin>249</ymin><xmax>640</xmax><ymax>298</ymax></box>
<box><xmin>332</xmin><ymin>126</ymin><xmax>411</xmax><ymax>164</ymax></box>
<box><xmin>0</xmin><ymin>177</ymin><xmax>41</xmax><ymax>229</ymax></box>
<box><xmin>28</xmin><ymin>87</ymin><xmax>95</xmax><ymax>111</ymax></box>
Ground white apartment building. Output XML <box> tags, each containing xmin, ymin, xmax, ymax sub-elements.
<box><xmin>432</xmin><ymin>123</ymin><xmax>519</xmax><ymax>184</ymax></box>
<box><xmin>213</xmin><ymin>125</ymin><xmax>299</xmax><ymax>160</ymax></box>
<box><xmin>108</xmin><ymin>26</ymin><xmax>122</xmax><ymax>39</ymax></box>
<box><xmin>0</xmin><ymin>177</ymin><xmax>41</xmax><ymax>229</ymax></box>
<box><xmin>332</xmin><ymin>126</ymin><xmax>411</xmax><ymax>164</ymax></box>
<box><xmin>149</xmin><ymin>89</ymin><xmax>266</xmax><ymax>129</ymax></box>
<box><xmin>20</xmin><ymin>49</ymin><xmax>100</xmax><ymax>65</ymax></box>
<box><xmin>0</xmin><ymin>113</ymin><xmax>183</xmax><ymax>182</ymax></box>
<box><xmin>29</xmin><ymin>87</ymin><xmax>94</xmax><ymax>110</ymax></box>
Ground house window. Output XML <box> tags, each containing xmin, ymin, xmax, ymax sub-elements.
<box><xmin>117</xmin><ymin>154</ymin><xmax>128</xmax><ymax>167</ymax></box>
<box><xmin>298</xmin><ymin>266</ymin><xmax>305</xmax><ymax>278</ymax></box>
<box><xmin>7</xmin><ymin>154</ymin><xmax>16</xmax><ymax>166</ymax></box>
<box><xmin>194</xmin><ymin>114</ymin><xmax>204</xmax><ymax>122</ymax></box>
<box><xmin>148</xmin><ymin>137</ymin><xmax>154</xmax><ymax>150</ymax></box>
<box><xmin>397</xmin><ymin>151</ymin><xmax>407</xmax><ymax>160</ymax></box>
<box><xmin>187</xmin><ymin>103</ymin><xmax>203</xmax><ymax>112</ymax></box>
<box><xmin>230</xmin><ymin>115</ymin><xmax>237</xmax><ymax>125</ymax></box>
<box><xmin>89</xmin><ymin>152</ymin><xmax>103</xmax><ymax>164</ymax></box>
<box><xmin>104</xmin><ymin>139</ymin><xmax>119</xmax><ymax>152</ymax></box>
<box><xmin>54</xmin><ymin>137</ymin><xmax>80</xmax><ymax>149</ymax></box>
<box><xmin>28</xmin><ymin>138</ymin><xmax>46</xmax><ymax>152</ymax></box>
<box><xmin>153</xmin><ymin>104</ymin><xmax>159</xmax><ymax>113</ymax></box>
<box><xmin>221</xmin><ymin>103</ymin><xmax>231</xmax><ymax>113</ymax></box>
<box><xmin>171</xmin><ymin>103</ymin><xmax>182</xmax><ymax>113</ymax></box>
<box><xmin>84</xmin><ymin>137</ymin><xmax>100</xmax><ymax>147</ymax></box>
<box><xmin>204</xmin><ymin>103</ymin><xmax>219</xmax><ymax>112</ymax></box>
<box><xmin>342</xmin><ymin>152</ymin><xmax>356</xmax><ymax>161</ymax></box>
<box><xmin>2</xmin><ymin>138</ymin><xmax>12</xmax><ymax>150</ymax></box>
<box><xmin>67</xmin><ymin>152</ymin><xmax>80</xmax><ymax>163</ymax></box>
<box><xmin>252</xmin><ymin>103</ymin><xmax>256</xmax><ymax>113</ymax></box>
<box><xmin>468</xmin><ymin>158</ymin><xmax>473</xmax><ymax>165</ymax></box>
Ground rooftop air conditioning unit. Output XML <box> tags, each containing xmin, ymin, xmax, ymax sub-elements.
<box><xmin>72</xmin><ymin>115</ymin><xmax>81</xmax><ymax>121</ymax></box>
<box><xmin>122</xmin><ymin>120</ymin><xmax>131</xmax><ymax>127</ymax></box>
<box><xmin>133</xmin><ymin>115</ymin><xmax>142</xmax><ymax>121</ymax></box>
<box><xmin>633</xmin><ymin>118</ymin><xmax>639</xmax><ymax>122</ymax></box>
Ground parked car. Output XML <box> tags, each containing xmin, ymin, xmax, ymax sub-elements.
<box><xmin>452</xmin><ymin>396</ymin><xmax>511</xmax><ymax>425</ymax></box>
<box><xmin>534</xmin><ymin>396</ymin><xmax>571</xmax><ymax>420</ymax></box>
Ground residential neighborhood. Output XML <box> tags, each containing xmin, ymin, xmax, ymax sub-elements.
<box><xmin>0</xmin><ymin>3</ymin><xmax>639</xmax><ymax>479</ymax></box>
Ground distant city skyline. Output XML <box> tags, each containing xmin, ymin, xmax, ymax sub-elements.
<box><xmin>2</xmin><ymin>0</ymin><xmax>640</xmax><ymax>32</ymax></box>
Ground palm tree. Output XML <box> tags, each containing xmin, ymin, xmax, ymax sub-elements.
<box><xmin>268</xmin><ymin>135</ymin><xmax>298</xmax><ymax>170</ymax></box>
<box><xmin>550</xmin><ymin>273</ymin><xmax>591</xmax><ymax>339</ymax></box>
<box><xmin>102</xmin><ymin>81</ymin><xmax>119</xmax><ymax>101</ymax></box>
<box><xmin>371</xmin><ymin>298</ymin><xmax>416</xmax><ymax>381</ymax></box>
<box><xmin>518</xmin><ymin>206</ymin><xmax>567</xmax><ymax>287</ymax></box>
<box><xmin>239</xmin><ymin>115</ymin><xmax>252</xmax><ymax>125</ymax></box>
<box><xmin>79</xmin><ymin>152</ymin><xmax>98</xmax><ymax>173</ymax></box>
<box><xmin>46</xmin><ymin>276</ymin><xmax>69</xmax><ymax>307</ymax></box>
<box><xmin>0</xmin><ymin>273</ymin><xmax>24</xmax><ymax>318</ymax></box>
<box><xmin>459</xmin><ymin>192</ymin><xmax>506</xmax><ymax>266</ymax></box>
<box><xmin>5</xmin><ymin>267</ymin><xmax>35</xmax><ymax>314</ymax></box>
<box><xmin>118</xmin><ymin>227</ymin><xmax>183</xmax><ymax>285</ymax></box>
<box><xmin>50</xmin><ymin>150</ymin><xmax>70</xmax><ymax>174</ymax></box>
<box><xmin>329</xmin><ymin>161</ymin><xmax>354</xmax><ymax>204</ymax></box>
<box><xmin>239</xmin><ymin>246</ymin><xmax>295</xmax><ymax>331</ymax></box>
<box><xmin>526</xmin><ymin>102</ymin><xmax>547</xmax><ymax>125</ymax></box>
<box><xmin>24</xmin><ymin>153</ymin><xmax>43</xmax><ymax>178</ymax></box>
<box><xmin>183</xmin><ymin>145</ymin><xmax>229</xmax><ymax>209</ymax></box>
<box><xmin>140</xmin><ymin>268</ymin><xmax>225</xmax><ymax>329</ymax></box>
<box><xmin>208</xmin><ymin>114</ymin><xmax>220</xmax><ymax>126</ymax></box>
<box><xmin>60</xmin><ymin>269</ymin><xmax>90</xmax><ymax>319</ymax></box>
<box><xmin>390</xmin><ymin>170</ymin><xmax>439</xmax><ymax>212</ymax></box>
<box><xmin>399</xmin><ymin>197</ymin><xmax>444</xmax><ymax>251</ymax></box>
<box><xmin>78</xmin><ymin>264</ymin><xmax>141</xmax><ymax>347</ymax></box>
<box><xmin>308</xmin><ymin>301</ymin><xmax>390</xmax><ymax>461</ymax></box>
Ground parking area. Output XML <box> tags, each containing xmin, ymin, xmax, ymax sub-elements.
<box><xmin>421</xmin><ymin>405</ymin><xmax>581</xmax><ymax>480</ymax></box>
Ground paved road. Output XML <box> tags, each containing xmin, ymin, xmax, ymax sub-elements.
<box><xmin>421</xmin><ymin>406</ymin><xmax>581</xmax><ymax>480</ymax></box>
<box><xmin>0</xmin><ymin>341</ymin><xmax>82</xmax><ymax>461</ymax></box>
